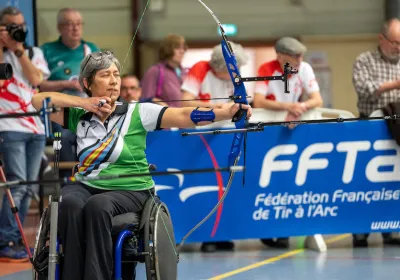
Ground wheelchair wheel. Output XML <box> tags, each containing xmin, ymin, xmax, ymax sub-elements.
<box><xmin>32</xmin><ymin>204</ymin><xmax>63</xmax><ymax>280</ymax></box>
<box><xmin>144</xmin><ymin>201</ymin><xmax>177</xmax><ymax>280</ymax></box>
<box><xmin>32</xmin><ymin>205</ymin><xmax>51</xmax><ymax>280</ymax></box>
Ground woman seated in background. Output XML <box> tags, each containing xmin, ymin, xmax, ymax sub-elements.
<box><xmin>140</xmin><ymin>34</ymin><xmax>188</xmax><ymax>107</ymax></box>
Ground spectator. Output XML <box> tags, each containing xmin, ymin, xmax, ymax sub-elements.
<box><xmin>253</xmin><ymin>37</ymin><xmax>322</xmax><ymax>248</ymax></box>
<box><xmin>120</xmin><ymin>74</ymin><xmax>141</xmax><ymax>103</ymax></box>
<box><xmin>352</xmin><ymin>18</ymin><xmax>400</xmax><ymax>247</ymax></box>
<box><xmin>0</xmin><ymin>6</ymin><xmax>50</xmax><ymax>261</ymax></box>
<box><xmin>181</xmin><ymin>41</ymin><xmax>248</xmax><ymax>109</ymax></box>
<box><xmin>353</xmin><ymin>18</ymin><xmax>400</xmax><ymax>118</ymax></box>
<box><xmin>40</xmin><ymin>8</ymin><xmax>100</xmax><ymax>168</ymax></box>
<box><xmin>180</xmin><ymin>41</ymin><xmax>248</xmax><ymax>253</ymax></box>
<box><xmin>253</xmin><ymin>37</ymin><xmax>322</xmax><ymax>125</ymax></box>
<box><xmin>140</xmin><ymin>34</ymin><xmax>187</xmax><ymax>107</ymax></box>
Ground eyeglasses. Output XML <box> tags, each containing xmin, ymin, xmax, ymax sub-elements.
<box><xmin>382</xmin><ymin>33</ymin><xmax>400</xmax><ymax>47</ymax></box>
<box><xmin>82</xmin><ymin>51</ymin><xmax>114</xmax><ymax>71</ymax></box>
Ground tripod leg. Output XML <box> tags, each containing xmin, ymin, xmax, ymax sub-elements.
<box><xmin>0</xmin><ymin>162</ymin><xmax>33</xmax><ymax>261</ymax></box>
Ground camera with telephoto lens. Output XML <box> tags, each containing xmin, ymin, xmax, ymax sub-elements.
<box><xmin>6</xmin><ymin>23</ymin><xmax>27</xmax><ymax>43</ymax></box>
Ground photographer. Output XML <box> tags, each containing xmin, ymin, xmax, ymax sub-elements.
<box><xmin>0</xmin><ymin>6</ymin><xmax>50</xmax><ymax>262</ymax></box>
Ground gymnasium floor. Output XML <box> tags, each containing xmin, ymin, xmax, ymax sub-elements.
<box><xmin>1</xmin><ymin>232</ymin><xmax>400</xmax><ymax>280</ymax></box>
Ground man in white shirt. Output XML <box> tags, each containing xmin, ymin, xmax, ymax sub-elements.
<box><xmin>253</xmin><ymin>37</ymin><xmax>323</xmax><ymax>248</ymax></box>
<box><xmin>253</xmin><ymin>37</ymin><xmax>323</xmax><ymax>124</ymax></box>
<box><xmin>181</xmin><ymin>42</ymin><xmax>248</xmax><ymax>108</ymax></box>
<box><xmin>0</xmin><ymin>6</ymin><xmax>50</xmax><ymax>262</ymax></box>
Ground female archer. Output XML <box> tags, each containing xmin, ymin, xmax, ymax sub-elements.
<box><xmin>32</xmin><ymin>51</ymin><xmax>252</xmax><ymax>280</ymax></box>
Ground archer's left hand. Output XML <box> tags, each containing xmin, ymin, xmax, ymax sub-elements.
<box><xmin>226</xmin><ymin>103</ymin><xmax>252</xmax><ymax>120</ymax></box>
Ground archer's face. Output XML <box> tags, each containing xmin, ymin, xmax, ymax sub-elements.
<box><xmin>89</xmin><ymin>63</ymin><xmax>121</xmax><ymax>102</ymax></box>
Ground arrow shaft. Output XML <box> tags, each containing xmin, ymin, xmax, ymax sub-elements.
<box><xmin>133</xmin><ymin>96</ymin><xmax>251</xmax><ymax>104</ymax></box>
<box><xmin>182</xmin><ymin>115</ymin><xmax>399</xmax><ymax>136</ymax></box>
<box><xmin>0</xmin><ymin>166</ymin><xmax>245</xmax><ymax>189</ymax></box>
<box><xmin>0</xmin><ymin>107</ymin><xmax>59</xmax><ymax>119</ymax></box>
<box><xmin>256</xmin><ymin>115</ymin><xmax>399</xmax><ymax>128</ymax></box>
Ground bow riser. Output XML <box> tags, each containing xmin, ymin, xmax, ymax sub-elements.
<box><xmin>221</xmin><ymin>39</ymin><xmax>248</xmax><ymax>168</ymax></box>
<box><xmin>221</xmin><ymin>40</ymin><xmax>248</xmax><ymax>106</ymax></box>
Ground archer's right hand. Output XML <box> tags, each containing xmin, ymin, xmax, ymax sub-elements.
<box><xmin>82</xmin><ymin>96</ymin><xmax>113</xmax><ymax>118</ymax></box>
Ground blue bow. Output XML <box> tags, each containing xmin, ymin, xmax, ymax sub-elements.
<box><xmin>177</xmin><ymin>0</ymin><xmax>299</xmax><ymax>254</ymax></box>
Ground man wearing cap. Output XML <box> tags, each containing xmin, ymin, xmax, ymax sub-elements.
<box><xmin>253</xmin><ymin>37</ymin><xmax>323</xmax><ymax>125</ymax></box>
<box><xmin>253</xmin><ymin>37</ymin><xmax>322</xmax><ymax>248</ymax></box>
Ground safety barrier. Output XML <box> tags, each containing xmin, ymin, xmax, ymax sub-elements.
<box><xmin>145</xmin><ymin>107</ymin><xmax>399</xmax><ymax>252</ymax></box>
<box><xmin>37</xmin><ymin>107</ymin><xmax>398</xmax><ymax>252</ymax></box>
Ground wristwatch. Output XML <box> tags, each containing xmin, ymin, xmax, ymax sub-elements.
<box><xmin>14</xmin><ymin>49</ymin><xmax>24</xmax><ymax>58</ymax></box>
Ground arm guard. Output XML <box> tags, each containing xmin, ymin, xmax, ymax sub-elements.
<box><xmin>190</xmin><ymin>107</ymin><xmax>215</xmax><ymax>125</ymax></box>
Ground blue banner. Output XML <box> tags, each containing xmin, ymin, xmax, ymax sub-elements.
<box><xmin>0</xmin><ymin>0</ymin><xmax>36</xmax><ymax>46</ymax></box>
<box><xmin>145</xmin><ymin>120</ymin><xmax>400</xmax><ymax>243</ymax></box>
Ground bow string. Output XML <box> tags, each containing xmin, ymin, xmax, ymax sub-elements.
<box><xmin>176</xmin><ymin>0</ymin><xmax>300</xmax><ymax>254</ymax></box>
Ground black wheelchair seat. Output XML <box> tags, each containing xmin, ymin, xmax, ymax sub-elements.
<box><xmin>111</xmin><ymin>212</ymin><xmax>140</xmax><ymax>235</ymax></box>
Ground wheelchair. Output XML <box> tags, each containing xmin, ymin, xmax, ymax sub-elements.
<box><xmin>32</xmin><ymin>164</ymin><xmax>178</xmax><ymax>280</ymax></box>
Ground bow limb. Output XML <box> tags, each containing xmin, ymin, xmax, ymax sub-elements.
<box><xmin>176</xmin><ymin>0</ymin><xmax>249</xmax><ymax>253</ymax></box>
<box><xmin>176</xmin><ymin>156</ymin><xmax>240</xmax><ymax>253</ymax></box>
<box><xmin>178</xmin><ymin>2</ymin><xmax>300</xmax><ymax>250</ymax></box>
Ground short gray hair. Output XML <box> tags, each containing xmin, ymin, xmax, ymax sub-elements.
<box><xmin>0</xmin><ymin>6</ymin><xmax>22</xmax><ymax>24</ymax></box>
<box><xmin>209</xmin><ymin>41</ymin><xmax>248</xmax><ymax>72</ymax></box>
<box><xmin>57</xmin><ymin>8</ymin><xmax>81</xmax><ymax>25</ymax></box>
<box><xmin>79</xmin><ymin>51</ymin><xmax>121</xmax><ymax>96</ymax></box>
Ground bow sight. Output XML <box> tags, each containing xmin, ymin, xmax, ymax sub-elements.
<box><xmin>238</xmin><ymin>62</ymin><xmax>298</xmax><ymax>94</ymax></box>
